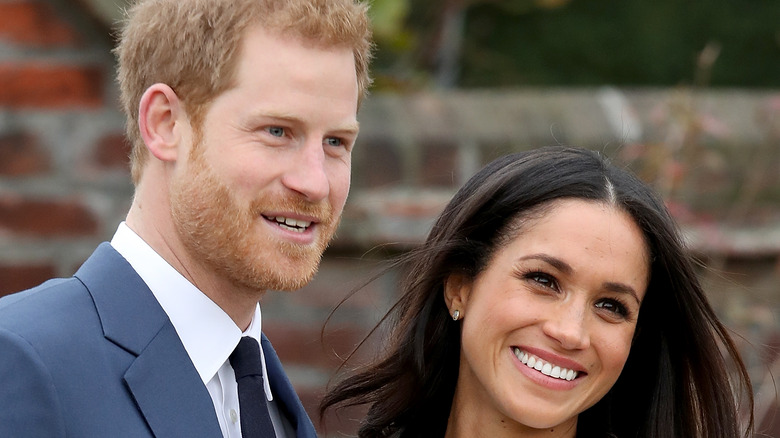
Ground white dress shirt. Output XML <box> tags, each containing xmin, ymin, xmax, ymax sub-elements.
<box><xmin>111</xmin><ymin>222</ymin><xmax>290</xmax><ymax>438</ymax></box>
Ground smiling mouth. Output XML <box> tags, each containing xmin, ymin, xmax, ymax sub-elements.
<box><xmin>264</xmin><ymin>215</ymin><xmax>313</xmax><ymax>233</ymax></box>
<box><xmin>512</xmin><ymin>347</ymin><xmax>580</xmax><ymax>381</ymax></box>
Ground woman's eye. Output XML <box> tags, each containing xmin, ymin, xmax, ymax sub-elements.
<box><xmin>595</xmin><ymin>299</ymin><xmax>629</xmax><ymax>318</ymax></box>
<box><xmin>266</xmin><ymin>126</ymin><xmax>285</xmax><ymax>137</ymax></box>
<box><xmin>525</xmin><ymin>272</ymin><xmax>558</xmax><ymax>291</ymax></box>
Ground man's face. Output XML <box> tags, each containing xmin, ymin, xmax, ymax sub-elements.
<box><xmin>169</xmin><ymin>25</ymin><xmax>359</xmax><ymax>293</ymax></box>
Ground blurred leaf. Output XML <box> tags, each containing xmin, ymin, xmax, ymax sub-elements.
<box><xmin>464</xmin><ymin>0</ymin><xmax>572</xmax><ymax>14</ymax></box>
<box><xmin>369</xmin><ymin>0</ymin><xmax>411</xmax><ymax>42</ymax></box>
<box><xmin>534</xmin><ymin>0</ymin><xmax>574</xmax><ymax>9</ymax></box>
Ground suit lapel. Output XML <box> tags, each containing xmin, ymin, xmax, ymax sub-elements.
<box><xmin>261</xmin><ymin>335</ymin><xmax>318</xmax><ymax>438</ymax></box>
<box><xmin>124</xmin><ymin>323</ymin><xmax>223</xmax><ymax>437</ymax></box>
<box><xmin>76</xmin><ymin>243</ymin><xmax>222</xmax><ymax>438</ymax></box>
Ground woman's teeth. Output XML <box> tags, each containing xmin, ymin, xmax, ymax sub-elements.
<box><xmin>512</xmin><ymin>347</ymin><xmax>579</xmax><ymax>381</ymax></box>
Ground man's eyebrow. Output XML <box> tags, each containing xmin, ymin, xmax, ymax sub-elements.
<box><xmin>331</xmin><ymin>120</ymin><xmax>360</xmax><ymax>135</ymax></box>
<box><xmin>251</xmin><ymin>111</ymin><xmax>360</xmax><ymax>134</ymax></box>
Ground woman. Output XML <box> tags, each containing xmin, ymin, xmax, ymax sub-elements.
<box><xmin>320</xmin><ymin>147</ymin><xmax>754</xmax><ymax>437</ymax></box>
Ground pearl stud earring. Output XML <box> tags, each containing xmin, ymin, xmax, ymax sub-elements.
<box><xmin>452</xmin><ymin>310</ymin><xmax>460</xmax><ymax>321</ymax></box>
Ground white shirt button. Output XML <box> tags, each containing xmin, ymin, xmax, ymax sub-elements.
<box><xmin>230</xmin><ymin>408</ymin><xmax>238</xmax><ymax>424</ymax></box>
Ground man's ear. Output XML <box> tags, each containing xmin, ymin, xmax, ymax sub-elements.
<box><xmin>444</xmin><ymin>273</ymin><xmax>472</xmax><ymax>316</ymax></box>
<box><xmin>138</xmin><ymin>83</ymin><xmax>186</xmax><ymax>163</ymax></box>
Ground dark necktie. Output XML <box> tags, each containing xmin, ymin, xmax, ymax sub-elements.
<box><xmin>230</xmin><ymin>337</ymin><xmax>277</xmax><ymax>437</ymax></box>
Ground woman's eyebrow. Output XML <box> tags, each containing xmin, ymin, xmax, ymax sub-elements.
<box><xmin>517</xmin><ymin>254</ymin><xmax>573</xmax><ymax>274</ymax></box>
<box><xmin>518</xmin><ymin>253</ymin><xmax>641</xmax><ymax>305</ymax></box>
<box><xmin>602</xmin><ymin>282</ymin><xmax>641</xmax><ymax>305</ymax></box>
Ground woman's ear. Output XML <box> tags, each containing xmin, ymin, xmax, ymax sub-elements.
<box><xmin>138</xmin><ymin>83</ymin><xmax>186</xmax><ymax>163</ymax></box>
<box><xmin>444</xmin><ymin>273</ymin><xmax>472</xmax><ymax>317</ymax></box>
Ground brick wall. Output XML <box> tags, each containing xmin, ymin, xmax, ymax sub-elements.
<box><xmin>0</xmin><ymin>0</ymin><xmax>128</xmax><ymax>291</ymax></box>
<box><xmin>0</xmin><ymin>1</ymin><xmax>777</xmax><ymax>436</ymax></box>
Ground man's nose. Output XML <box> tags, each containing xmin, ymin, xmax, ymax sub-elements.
<box><xmin>281</xmin><ymin>140</ymin><xmax>330</xmax><ymax>202</ymax></box>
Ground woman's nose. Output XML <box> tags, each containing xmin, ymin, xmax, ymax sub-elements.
<box><xmin>541</xmin><ymin>301</ymin><xmax>591</xmax><ymax>351</ymax></box>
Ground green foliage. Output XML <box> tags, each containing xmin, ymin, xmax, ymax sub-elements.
<box><xmin>370</xmin><ymin>0</ymin><xmax>780</xmax><ymax>89</ymax></box>
<box><xmin>369</xmin><ymin>0</ymin><xmax>411</xmax><ymax>46</ymax></box>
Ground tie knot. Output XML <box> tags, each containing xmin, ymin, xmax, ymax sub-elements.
<box><xmin>230</xmin><ymin>337</ymin><xmax>264</xmax><ymax>379</ymax></box>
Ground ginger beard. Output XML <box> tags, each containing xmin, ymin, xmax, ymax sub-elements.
<box><xmin>169</xmin><ymin>144</ymin><xmax>338</xmax><ymax>293</ymax></box>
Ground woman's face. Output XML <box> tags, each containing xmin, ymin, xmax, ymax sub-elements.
<box><xmin>445</xmin><ymin>199</ymin><xmax>650</xmax><ymax>437</ymax></box>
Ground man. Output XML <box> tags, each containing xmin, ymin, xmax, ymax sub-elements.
<box><xmin>0</xmin><ymin>0</ymin><xmax>372</xmax><ymax>436</ymax></box>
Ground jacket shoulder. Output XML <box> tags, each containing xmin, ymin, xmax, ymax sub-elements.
<box><xmin>0</xmin><ymin>276</ymin><xmax>93</xmax><ymax>335</ymax></box>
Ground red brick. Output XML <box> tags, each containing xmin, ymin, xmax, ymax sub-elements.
<box><xmin>382</xmin><ymin>197</ymin><xmax>448</xmax><ymax>218</ymax></box>
<box><xmin>263</xmin><ymin>321</ymin><xmax>369</xmax><ymax>368</ymax></box>
<box><xmin>0</xmin><ymin>196</ymin><xmax>99</xmax><ymax>237</ymax></box>
<box><xmin>290</xmin><ymin>258</ymin><xmax>387</xmax><ymax>309</ymax></box>
<box><xmin>0</xmin><ymin>132</ymin><xmax>51</xmax><ymax>176</ymax></box>
<box><xmin>0</xmin><ymin>263</ymin><xmax>56</xmax><ymax>297</ymax></box>
<box><xmin>0</xmin><ymin>63</ymin><xmax>104</xmax><ymax>109</ymax></box>
<box><xmin>421</xmin><ymin>140</ymin><xmax>459</xmax><ymax>187</ymax></box>
<box><xmin>354</xmin><ymin>137</ymin><xmax>402</xmax><ymax>188</ymax></box>
<box><xmin>93</xmin><ymin>132</ymin><xmax>131</xmax><ymax>170</ymax></box>
<box><xmin>0</xmin><ymin>2</ymin><xmax>82</xmax><ymax>47</ymax></box>
<box><xmin>298</xmin><ymin>386</ymin><xmax>364</xmax><ymax>436</ymax></box>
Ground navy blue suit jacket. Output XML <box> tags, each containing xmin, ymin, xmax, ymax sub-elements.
<box><xmin>0</xmin><ymin>243</ymin><xmax>317</xmax><ymax>437</ymax></box>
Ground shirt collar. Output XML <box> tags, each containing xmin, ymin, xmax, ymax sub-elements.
<box><xmin>110</xmin><ymin>222</ymin><xmax>264</xmax><ymax>386</ymax></box>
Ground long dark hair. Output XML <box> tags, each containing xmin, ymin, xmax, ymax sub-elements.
<box><xmin>320</xmin><ymin>147</ymin><xmax>754</xmax><ymax>437</ymax></box>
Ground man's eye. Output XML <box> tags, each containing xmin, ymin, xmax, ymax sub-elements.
<box><xmin>325</xmin><ymin>137</ymin><xmax>344</xmax><ymax>147</ymax></box>
<box><xmin>266</xmin><ymin>127</ymin><xmax>285</xmax><ymax>137</ymax></box>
